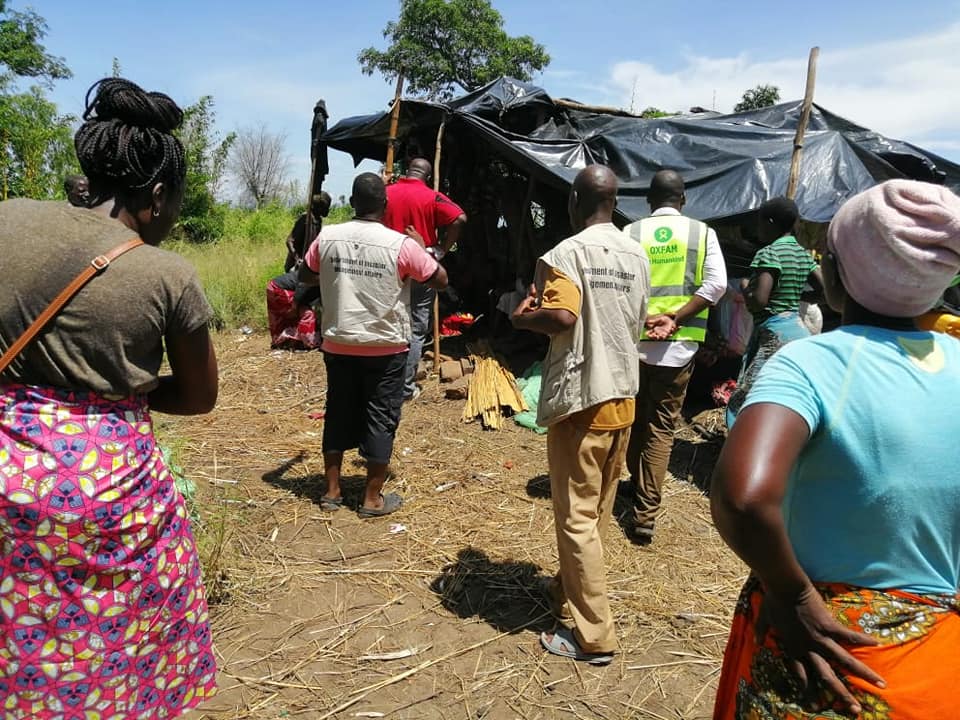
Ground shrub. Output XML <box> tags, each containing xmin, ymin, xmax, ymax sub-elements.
<box><xmin>176</xmin><ymin>204</ymin><xmax>227</xmax><ymax>244</ymax></box>
<box><xmin>168</xmin><ymin>203</ymin><xmax>343</xmax><ymax>331</ymax></box>
<box><xmin>236</xmin><ymin>203</ymin><xmax>297</xmax><ymax>244</ymax></box>
<box><xmin>326</xmin><ymin>204</ymin><xmax>354</xmax><ymax>224</ymax></box>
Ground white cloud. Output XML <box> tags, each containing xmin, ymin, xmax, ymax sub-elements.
<box><xmin>605</xmin><ymin>23</ymin><xmax>960</xmax><ymax>155</ymax></box>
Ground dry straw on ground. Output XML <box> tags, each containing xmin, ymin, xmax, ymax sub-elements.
<box><xmin>171</xmin><ymin>332</ymin><xmax>747</xmax><ymax>720</ymax></box>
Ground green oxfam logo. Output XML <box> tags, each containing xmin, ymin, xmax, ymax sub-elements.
<box><xmin>654</xmin><ymin>226</ymin><xmax>673</xmax><ymax>243</ymax></box>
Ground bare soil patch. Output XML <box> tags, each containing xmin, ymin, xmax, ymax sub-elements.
<box><xmin>174</xmin><ymin>332</ymin><xmax>746</xmax><ymax>720</ymax></box>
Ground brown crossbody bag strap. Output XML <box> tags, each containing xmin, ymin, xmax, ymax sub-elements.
<box><xmin>0</xmin><ymin>237</ymin><xmax>144</xmax><ymax>375</ymax></box>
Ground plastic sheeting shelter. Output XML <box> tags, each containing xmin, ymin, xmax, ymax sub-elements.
<box><xmin>321</xmin><ymin>77</ymin><xmax>960</xmax><ymax>224</ymax></box>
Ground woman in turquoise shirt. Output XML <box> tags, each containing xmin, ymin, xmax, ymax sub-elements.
<box><xmin>712</xmin><ymin>180</ymin><xmax>960</xmax><ymax>719</ymax></box>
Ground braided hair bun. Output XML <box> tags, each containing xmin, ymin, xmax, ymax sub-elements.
<box><xmin>75</xmin><ymin>78</ymin><xmax>187</xmax><ymax>204</ymax></box>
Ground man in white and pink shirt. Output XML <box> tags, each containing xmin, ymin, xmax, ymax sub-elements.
<box><xmin>299</xmin><ymin>172</ymin><xmax>448</xmax><ymax>517</ymax></box>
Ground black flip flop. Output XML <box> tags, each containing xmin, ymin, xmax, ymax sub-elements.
<box><xmin>320</xmin><ymin>496</ymin><xmax>343</xmax><ymax>511</ymax></box>
<box><xmin>357</xmin><ymin>492</ymin><xmax>403</xmax><ymax>518</ymax></box>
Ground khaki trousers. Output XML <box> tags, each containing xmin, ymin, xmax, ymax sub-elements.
<box><xmin>625</xmin><ymin>359</ymin><xmax>695</xmax><ymax>527</ymax></box>
<box><xmin>547</xmin><ymin>418</ymin><xmax>630</xmax><ymax>654</ymax></box>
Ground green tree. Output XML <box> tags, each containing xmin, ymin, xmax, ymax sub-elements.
<box><xmin>0</xmin><ymin>79</ymin><xmax>76</xmax><ymax>199</ymax></box>
<box><xmin>0</xmin><ymin>2</ymin><xmax>75</xmax><ymax>200</ymax></box>
<box><xmin>734</xmin><ymin>84</ymin><xmax>781</xmax><ymax>112</ymax></box>
<box><xmin>175</xmin><ymin>95</ymin><xmax>235</xmax><ymax>242</ymax></box>
<box><xmin>0</xmin><ymin>0</ymin><xmax>70</xmax><ymax>84</ymax></box>
<box><xmin>639</xmin><ymin>107</ymin><xmax>676</xmax><ymax>119</ymax></box>
<box><xmin>358</xmin><ymin>0</ymin><xmax>550</xmax><ymax>99</ymax></box>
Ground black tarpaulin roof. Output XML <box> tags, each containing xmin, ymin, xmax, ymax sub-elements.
<box><xmin>320</xmin><ymin>77</ymin><xmax>960</xmax><ymax>223</ymax></box>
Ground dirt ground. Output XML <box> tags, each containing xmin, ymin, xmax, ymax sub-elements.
<box><xmin>172</xmin><ymin>331</ymin><xmax>747</xmax><ymax>720</ymax></box>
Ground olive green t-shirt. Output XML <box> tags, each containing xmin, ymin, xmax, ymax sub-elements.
<box><xmin>0</xmin><ymin>199</ymin><xmax>213</xmax><ymax>396</ymax></box>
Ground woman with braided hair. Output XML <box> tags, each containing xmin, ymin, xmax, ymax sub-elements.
<box><xmin>0</xmin><ymin>78</ymin><xmax>218</xmax><ymax>717</ymax></box>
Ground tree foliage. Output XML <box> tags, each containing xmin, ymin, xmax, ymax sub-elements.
<box><xmin>229</xmin><ymin>124</ymin><xmax>290</xmax><ymax>208</ymax></box>
<box><xmin>734</xmin><ymin>84</ymin><xmax>781</xmax><ymax>112</ymax></box>
<box><xmin>176</xmin><ymin>96</ymin><xmax>236</xmax><ymax>242</ymax></box>
<box><xmin>0</xmin><ymin>1</ymin><xmax>70</xmax><ymax>84</ymax></box>
<box><xmin>358</xmin><ymin>0</ymin><xmax>550</xmax><ymax>99</ymax></box>
<box><xmin>0</xmin><ymin>2</ymin><xmax>74</xmax><ymax>200</ymax></box>
<box><xmin>639</xmin><ymin>107</ymin><xmax>676</xmax><ymax>119</ymax></box>
<box><xmin>0</xmin><ymin>79</ymin><xmax>76</xmax><ymax>199</ymax></box>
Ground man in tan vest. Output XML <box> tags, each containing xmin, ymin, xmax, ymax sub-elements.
<box><xmin>512</xmin><ymin>165</ymin><xmax>650</xmax><ymax>664</ymax></box>
<box><xmin>299</xmin><ymin>173</ymin><xmax>448</xmax><ymax>517</ymax></box>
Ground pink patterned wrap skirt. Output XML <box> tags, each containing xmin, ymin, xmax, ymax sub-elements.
<box><xmin>0</xmin><ymin>383</ymin><xmax>216</xmax><ymax>719</ymax></box>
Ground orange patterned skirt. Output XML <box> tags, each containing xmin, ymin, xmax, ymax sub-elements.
<box><xmin>714</xmin><ymin>577</ymin><xmax>960</xmax><ymax>719</ymax></box>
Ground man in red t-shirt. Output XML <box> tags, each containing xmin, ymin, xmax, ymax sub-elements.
<box><xmin>382</xmin><ymin>158</ymin><xmax>467</xmax><ymax>400</ymax></box>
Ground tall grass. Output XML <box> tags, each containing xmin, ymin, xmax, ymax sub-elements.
<box><xmin>153</xmin><ymin>418</ymin><xmax>236</xmax><ymax>604</ymax></box>
<box><xmin>168</xmin><ymin>204</ymin><xmax>352</xmax><ymax>330</ymax></box>
<box><xmin>163</xmin><ymin>204</ymin><xmax>355</xmax><ymax>601</ymax></box>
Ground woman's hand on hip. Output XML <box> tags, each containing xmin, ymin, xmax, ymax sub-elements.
<box><xmin>758</xmin><ymin>582</ymin><xmax>885</xmax><ymax>715</ymax></box>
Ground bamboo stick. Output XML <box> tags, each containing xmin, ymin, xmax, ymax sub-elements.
<box><xmin>786</xmin><ymin>47</ymin><xmax>820</xmax><ymax>200</ymax></box>
<box><xmin>383</xmin><ymin>72</ymin><xmax>405</xmax><ymax>183</ymax></box>
<box><xmin>432</xmin><ymin>122</ymin><xmax>446</xmax><ymax>373</ymax></box>
<box><xmin>555</xmin><ymin>98</ymin><xmax>640</xmax><ymax>118</ymax></box>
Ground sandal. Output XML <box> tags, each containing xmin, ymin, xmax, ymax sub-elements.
<box><xmin>357</xmin><ymin>492</ymin><xmax>403</xmax><ymax>518</ymax></box>
<box><xmin>319</xmin><ymin>496</ymin><xmax>343</xmax><ymax>511</ymax></box>
<box><xmin>540</xmin><ymin>628</ymin><xmax>613</xmax><ymax>665</ymax></box>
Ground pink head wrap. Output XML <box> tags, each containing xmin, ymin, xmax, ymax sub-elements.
<box><xmin>827</xmin><ymin>180</ymin><xmax>960</xmax><ymax>317</ymax></box>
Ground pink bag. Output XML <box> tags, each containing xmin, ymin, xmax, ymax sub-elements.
<box><xmin>716</xmin><ymin>281</ymin><xmax>754</xmax><ymax>356</ymax></box>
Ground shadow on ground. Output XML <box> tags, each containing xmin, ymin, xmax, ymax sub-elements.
<box><xmin>668</xmin><ymin>437</ymin><xmax>723</xmax><ymax>494</ymax></box>
<box><xmin>431</xmin><ymin>546</ymin><xmax>554</xmax><ymax>635</ymax></box>
<box><xmin>525</xmin><ymin>472</ymin><xmax>643</xmax><ymax>545</ymax></box>
<box><xmin>523</xmin><ymin>452</ymin><xmax>720</xmax><ymax>547</ymax></box>
<box><xmin>261</xmin><ymin>452</ymin><xmax>368</xmax><ymax>510</ymax></box>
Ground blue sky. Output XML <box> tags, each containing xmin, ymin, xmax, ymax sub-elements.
<box><xmin>30</xmin><ymin>0</ymin><xmax>960</xmax><ymax>201</ymax></box>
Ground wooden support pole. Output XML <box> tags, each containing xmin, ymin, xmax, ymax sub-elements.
<box><xmin>786</xmin><ymin>47</ymin><xmax>820</xmax><ymax>200</ymax></box>
<box><xmin>431</xmin><ymin>121</ymin><xmax>446</xmax><ymax>373</ymax></box>
<box><xmin>304</xmin><ymin>99</ymin><xmax>328</xmax><ymax>243</ymax></box>
<box><xmin>384</xmin><ymin>73</ymin><xmax>405</xmax><ymax>183</ymax></box>
<box><xmin>304</xmin><ymin>159</ymin><xmax>318</xmax><ymax>243</ymax></box>
<box><xmin>555</xmin><ymin>98</ymin><xmax>640</xmax><ymax>118</ymax></box>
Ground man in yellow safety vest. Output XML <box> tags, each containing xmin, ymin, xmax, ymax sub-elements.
<box><xmin>622</xmin><ymin>170</ymin><xmax>727</xmax><ymax>543</ymax></box>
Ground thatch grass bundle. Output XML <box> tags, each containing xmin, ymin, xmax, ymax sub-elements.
<box><xmin>461</xmin><ymin>355</ymin><xmax>527</xmax><ymax>429</ymax></box>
